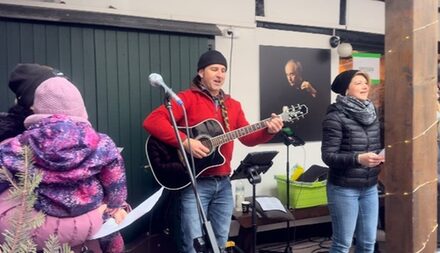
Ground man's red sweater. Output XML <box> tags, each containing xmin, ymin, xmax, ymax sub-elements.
<box><xmin>143</xmin><ymin>87</ymin><xmax>274</xmax><ymax>176</ymax></box>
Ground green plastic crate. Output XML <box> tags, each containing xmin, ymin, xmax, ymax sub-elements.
<box><xmin>274</xmin><ymin>175</ymin><xmax>327</xmax><ymax>208</ymax></box>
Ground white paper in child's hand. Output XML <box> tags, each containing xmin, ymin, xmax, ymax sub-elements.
<box><xmin>378</xmin><ymin>149</ymin><xmax>385</xmax><ymax>157</ymax></box>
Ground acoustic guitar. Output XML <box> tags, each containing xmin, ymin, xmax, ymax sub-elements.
<box><xmin>145</xmin><ymin>104</ymin><xmax>308</xmax><ymax>190</ymax></box>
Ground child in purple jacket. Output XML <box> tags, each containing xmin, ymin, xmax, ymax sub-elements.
<box><xmin>0</xmin><ymin>76</ymin><xmax>128</xmax><ymax>252</ymax></box>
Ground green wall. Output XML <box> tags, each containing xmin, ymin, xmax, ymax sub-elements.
<box><xmin>0</xmin><ymin>18</ymin><xmax>213</xmax><ymax>242</ymax></box>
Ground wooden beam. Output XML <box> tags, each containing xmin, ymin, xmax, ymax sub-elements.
<box><xmin>384</xmin><ymin>1</ymin><xmax>438</xmax><ymax>252</ymax></box>
<box><xmin>256</xmin><ymin>21</ymin><xmax>384</xmax><ymax>53</ymax></box>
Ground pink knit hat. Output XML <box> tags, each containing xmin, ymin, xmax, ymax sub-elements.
<box><xmin>24</xmin><ymin>77</ymin><xmax>89</xmax><ymax>127</ymax></box>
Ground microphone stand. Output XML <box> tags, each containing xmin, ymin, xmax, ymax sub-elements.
<box><xmin>280</xmin><ymin>131</ymin><xmax>304</xmax><ymax>253</ymax></box>
<box><xmin>163</xmin><ymin>95</ymin><xmax>220</xmax><ymax>253</ymax></box>
<box><xmin>282</xmin><ymin>140</ymin><xmax>293</xmax><ymax>253</ymax></box>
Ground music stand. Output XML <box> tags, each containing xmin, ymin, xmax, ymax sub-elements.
<box><xmin>231</xmin><ymin>151</ymin><xmax>279</xmax><ymax>253</ymax></box>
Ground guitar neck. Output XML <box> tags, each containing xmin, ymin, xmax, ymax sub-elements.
<box><xmin>210</xmin><ymin>118</ymin><xmax>271</xmax><ymax>147</ymax></box>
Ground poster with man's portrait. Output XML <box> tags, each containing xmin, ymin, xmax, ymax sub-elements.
<box><xmin>260</xmin><ymin>46</ymin><xmax>331</xmax><ymax>143</ymax></box>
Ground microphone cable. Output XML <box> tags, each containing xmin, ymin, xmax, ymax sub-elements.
<box><xmin>227</xmin><ymin>30</ymin><xmax>234</xmax><ymax>95</ymax></box>
<box><xmin>181</xmin><ymin>104</ymin><xmax>208</xmax><ymax>245</ymax></box>
<box><xmin>289</xmin><ymin>144</ymin><xmax>308</xmax><ymax>247</ymax></box>
<box><xmin>181</xmin><ymin>104</ymin><xmax>197</xmax><ymax>178</ymax></box>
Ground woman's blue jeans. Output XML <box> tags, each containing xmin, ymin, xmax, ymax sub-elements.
<box><xmin>327</xmin><ymin>182</ymin><xmax>378</xmax><ymax>253</ymax></box>
<box><xmin>177</xmin><ymin>176</ymin><xmax>233</xmax><ymax>253</ymax></box>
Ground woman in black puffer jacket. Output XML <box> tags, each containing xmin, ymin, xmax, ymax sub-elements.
<box><xmin>321</xmin><ymin>70</ymin><xmax>384</xmax><ymax>253</ymax></box>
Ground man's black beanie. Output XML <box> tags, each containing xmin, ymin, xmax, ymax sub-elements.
<box><xmin>8</xmin><ymin>64</ymin><xmax>57</xmax><ymax>108</ymax></box>
<box><xmin>197</xmin><ymin>50</ymin><xmax>228</xmax><ymax>71</ymax></box>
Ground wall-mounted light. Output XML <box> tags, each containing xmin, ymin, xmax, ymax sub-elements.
<box><xmin>337</xmin><ymin>42</ymin><xmax>353</xmax><ymax>58</ymax></box>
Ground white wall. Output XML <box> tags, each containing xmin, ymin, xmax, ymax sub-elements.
<box><xmin>224</xmin><ymin>27</ymin><xmax>340</xmax><ymax>196</ymax></box>
<box><xmin>1</xmin><ymin>0</ymin><xmax>257</xmax><ymax>27</ymax></box>
<box><xmin>260</xmin><ymin>0</ymin><xmax>385</xmax><ymax>33</ymax></box>
<box><xmin>1</xmin><ymin>0</ymin><xmax>387</xmax><ymax>196</ymax></box>
<box><xmin>347</xmin><ymin>0</ymin><xmax>385</xmax><ymax>33</ymax></box>
<box><xmin>1</xmin><ymin>0</ymin><xmax>386</xmax><ymax>31</ymax></box>
<box><xmin>261</xmin><ymin>0</ymin><xmax>341</xmax><ymax>28</ymax></box>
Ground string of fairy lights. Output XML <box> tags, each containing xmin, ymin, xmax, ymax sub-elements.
<box><xmin>382</xmin><ymin>11</ymin><xmax>438</xmax><ymax>194</ymax></box>
<box><xmin>382</xmin><ymin>16</ymin><xmax>438</xmax><ymax>251</ymax></box>
<box><xmin>381</xmin><ymin>118</ymin><xmax>437</xmax><ymax>195</ymax></box>
<box><xmin>415</xmin><ymin>223</ymin><xmax>437</xmax><ymax>253</ymax></box>
<box><xmin>382</xmin><ymin>118</ymin><xmax>438</xmax><ymax>252</ymax></box>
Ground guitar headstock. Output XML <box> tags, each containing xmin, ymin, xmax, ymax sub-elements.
<box><xmin>279</xmin><ymin>104</ymin><xmax>308</xmax><ymax>123</ymax></box>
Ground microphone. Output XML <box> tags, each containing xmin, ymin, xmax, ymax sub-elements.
<box><xmin>149</xmin><ymin>73</ymin><xmax>184</xmax><ymax>105</ymax></box>
<box><xmin>281</xmin><ymin>127</ymin><xmax>305</xmax><ymax>146</ymax></box>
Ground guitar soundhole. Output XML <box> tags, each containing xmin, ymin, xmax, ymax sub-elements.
<box><xmin>199</xmin><ymin>137</ymin><xmax>213</xmax><ymax>154</ymax></box>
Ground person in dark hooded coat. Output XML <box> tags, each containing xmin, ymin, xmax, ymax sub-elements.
<box><xmin>0</xmin><ymin>64</ymin><xmax>122</xmax><ymax>253</ymax></box>
<box><xmin>0</xmin><ymin>63</ymin><xmax>63</xmax><ymax>142</ymax></box>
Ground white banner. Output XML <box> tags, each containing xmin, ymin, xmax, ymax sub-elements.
<box><xmin>352</xmin><ymin>53</ymin><xmax>381</xmax><ymax>84</ymax></box>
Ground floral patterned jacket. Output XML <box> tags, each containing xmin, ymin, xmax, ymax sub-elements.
<box><xmin>0</xmin><ymin>115</ymin><xmax>127</xmax><ymax>217</ymax></box>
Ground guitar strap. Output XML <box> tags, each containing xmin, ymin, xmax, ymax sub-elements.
<box><xmin>198</xmin><ymin>82</ymin><xmax>231</xmax><ymax>132</ymax></box>
<box><xmin>217</xmin><ymin>94</ymin><xmax>230</xmax><ymax>132</ymax></box>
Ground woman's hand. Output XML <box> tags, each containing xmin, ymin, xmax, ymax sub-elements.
<box><xmin>112</xmin><ymin>208</ymin><xmax>128</xmax><ymax>224</ymax></box>
<box><xmin>357</xmin><ymin>152</ymin><xmax>385</xmax><ymax>167</ymax></box>
<box><xmin>103</xmin><ymin>203</ymin><xmax>130</xmax><ymax>224</ymax></box>
<box><xmin>97</xmin><ymin>204</ymin><xmax>107</xmax><ymax>215</ymax></box>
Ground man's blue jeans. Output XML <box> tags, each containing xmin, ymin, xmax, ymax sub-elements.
<box><xmin>327</xmin><ymin>182</ymin><xmax>378</xmax><ymax>253</ymax></box>
<box><xmin>177</xmin><ymin>176</ymin><xmax>233</xmax><ymax>253</ymax></box>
